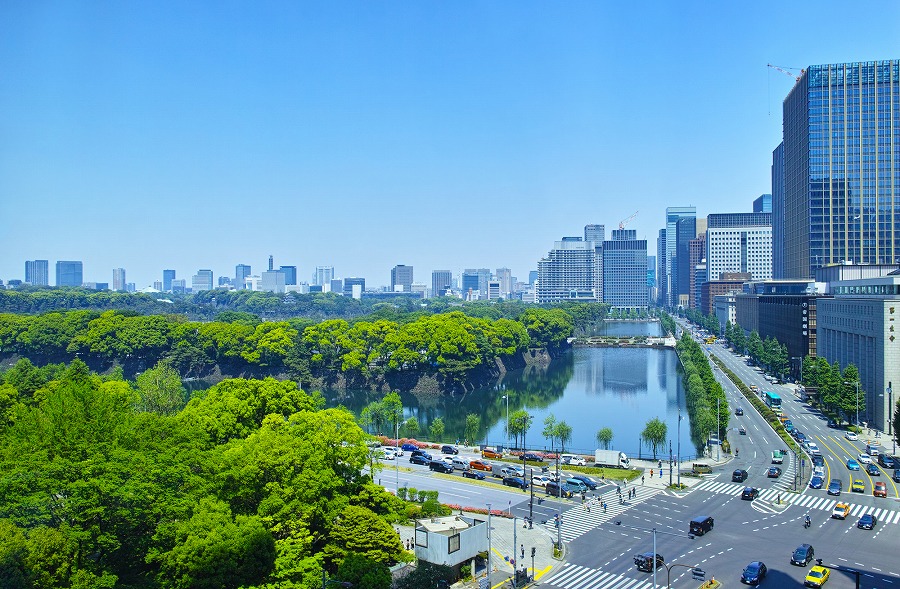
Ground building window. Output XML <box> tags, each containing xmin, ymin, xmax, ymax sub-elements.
<box><xmin>448</xmin><ymin>534</ymin><xmax>460</xmax><ymax>554</ymax></box>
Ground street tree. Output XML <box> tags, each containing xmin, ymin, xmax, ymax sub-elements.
<box><xmin>641</xmin><ymin>417</ymin><xmax>668</xmax><ymax>459</ymax></box>
<box><xmin>429</xmin><ymin>417</ymin><xmax>445</xmax><ymax>442</ymax></box>
<box><xmin>554</xmin><ymin>421</ymin><xmax>573</xmax><ymax>452</ymax></box>
<box><xmin>464</xmin><ymin>413</ymin><xmax>480</xmax><ymax>446</ymax></box>
<box><xmin>596</xmin><ymin>427</ymin><xmax>613</xmax><ymax>450</ymax></box>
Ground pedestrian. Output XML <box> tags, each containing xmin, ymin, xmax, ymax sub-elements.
<box><xmin>658</xmin><ymin>460</ymin><xmax>662</xmax><ymax>470</ymax></box>
<box><xmin>660</xmin><ymin>468</ymin><xmax>663</xmax><ymax>479</ymax></box>
<box><xmin>641</xmin><ymin>475</ymin><xmax>645</xmax><ymax>485</ymax></box>
<box><xmin>586</xmin><ymin>502</ymin><xmax>590</xmax><ymax>513</ymax></box>
<box><xmin>603</xmin><ymin>502</ymin><xmax>607</xmax><ymax>513</ymax></box>
<box><xmin>650</xmin><ymin>468</ymin><xmax>654</xmax><ymax>478</ymax></box>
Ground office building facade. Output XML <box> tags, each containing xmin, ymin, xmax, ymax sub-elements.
<box><xmin>280</xmin><ymin>266</ymin><xmax>297</xmax><ymax>286</ymax></box>
<box><xmin>315</xmin><ymin>266</ymin><xmax>335</xmax><ymax>287</ymax></box>
<box><xmin>163</xmin><ymin>269</ymin><xmax>176</xmax><ymax>292</ymax></box>
<box><xmin>25</xmin><ymin>260</ymin><xmax>49</xmax><ymax>286</ymax></box>
<box><xmin>536</xmin><ymin>238</ymin><xmax>596</xmax><ymax>302</ymax></box>
<box><xmin>772</xmin><ymin>143</ymin><xmax>785</xmax><ymax>279</ymax></box>
<box><xmin>56</xmin><ymin>261</ymin><xmax>83</xmax><ymax>287</ymax></box>
<box><xmin>706</xmin><ymin>212</ymin><xmax>773</xmax><ymax>283</ymax></box>
<box><xmin>343</xmin><ymin>277</ymin><xmax>365</xmax><ymax>298</ymax></box>
<box><xmin>782</xmin><ymin>60</ymin><xmax>900</xmax><ymax>279</ymax></box>
<box><xmin>192</xmin><ymin>269</ymin><xmax>214</xmax><ymax>292</ymax></box>
<box><xmin>112</xmin><ymin>268</ymin><xmax>126</xmax><ymax>291</ymax></box>
<box><xmin>432</xmin><ymin>270</ymin><xmax>453</xmax><ymax>298</ymax></box>
<box><xmin>391</xmin><ymin>265</ymin><xmax>413</xmax><ymax>292</ymax></box>
<box><xmin>753</xmin><ymin>194</ymin><xmax>772</xmax><ymax>213</ymax></box>
<box><xmin>235</xmin><ymin>264</ymin><xmax>251</xmax><ymax>289</ymax></box>
<box><xmin>602</xmin><ymin>230</ymin><xmax>648</xmax><ymax>311</ymax></box>
<box><xmin>664</xmin><ymin>206</ymin><xmax>696</xmax><ymax>307</ymax></box>
<box><xmin>261</xmin><ymin>270</ymin><xmax>286</xmax><ymax>293</ymax></box>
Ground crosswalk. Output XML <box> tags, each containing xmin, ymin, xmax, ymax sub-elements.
<box><xmin>692</xmin><ymin>479</ymin><xmax>900</xmax><ymax>524</ymax></box>
<box><xmin>540</xmin><ymin>487</ymin><xmax>662</xmax><ymax>543</ymax></box>
<box><xmin>541</xmin><ymin>563</ymin><xmax>657</xmax><ymax>589</ymax></box>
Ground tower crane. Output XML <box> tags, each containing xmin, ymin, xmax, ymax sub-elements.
<box><xmin>767</xmin><ymin>63</ymin><xmax>805</xmax><ymax>82</ymax></box>
<box><xmin>619</xmin><ymin>211</ymin><xmax>638</xmax><ymax>230</ymax></box>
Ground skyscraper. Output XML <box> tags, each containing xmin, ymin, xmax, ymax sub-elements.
<box><xmin>268</xmin><ymin>255</ymin><xmax>274</xmax><ymax>271</ymax></box>
<box><xmin>674</xmin><ymin>216</ymin><xmax>697</xmax><ymax>307</ymax></box>
<box><xmin>112</xmin><ymin>268</ymin><xmax>126</xmax><ymax>291</ymax></box>
<box><xmin>25</xmin><ymin>260</ymin><xmax>49</xmax><ymax>286</ymax></box>
<box><xmin>163</xmin><ymin>269</ymin><xmax>176</xmax><ymax>292</ymax></box>
<box><xmin>706</xmin><ymin>213</ymin><xmax>773</xmax><ymax>282</ymax></box>
<box><xmin>432</xmin><ymin>270</ymin><xmax>453</xmax><ymax>298</ymax></box>
<box><xmin>495</xmin><ymin>267</ymin><xmax>512</xmax><ymax>298</ymax></box>
<box><xmin>753</xmin><ymin>194</ymin><xmax>772</xmax><ymax>213</ymax></box>
<box><xmin>771</xmin><ymin>143</ymin><xmax>785</xmax><ymax>279</ymax></box>
<box><xmin>536</xmin><ymin>238</ymin><xmax>596</xmax><ymax>303</ymax></box>
<box><xmin>279</xmin><ymin>266</ymin><xmax>297</xmax><ymax>285</ymax></box>
<box><xmin>391</xmin><ymin>265</ymin><xmax>413</xmax><ymax>292</ymax></box>
<box><xmin>235</xmin><ymin>264</ymin><xmax>251</xmax><ymax>289</ymax></box>
<box><xmin>343</xmin><ymin>277</ymin><xmax>365</xmax><ymax>298</ymax></box>
<box><xmin>315</xmin><ymin>266</ymin><xmax>334</xmax><ymax>286</ymax></box>
<box><xmin>584</xmin><ymin>224</ymin><xmax>605</xmax><ymax>245</ymax></box>
<box><xmin>602</xmin><ymin>230</ymin><xmax>648</xmax><ymax>310</ymax></box>
<box><xmin>664</xmin><ymin>207</ymin><xmax>696</xmax><ymax>306</ymax></box>
<box><xmin>56</xmin><ymin>261</ymin><xmax>83</xmax><ymax>287</ymax></box>
<box><xmin>782</xmin><ymin>60</ymin><xmax>900</xmax><ymax>278</ymax></box>
<box><xmin>192</xmin><ymin>269</ymin><xmax>213</xmax><ymax>292</ymax></box>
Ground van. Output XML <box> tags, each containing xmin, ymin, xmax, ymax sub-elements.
<box><xmin>866</xmin><ymin>443</ymin><xmax>881</xmax><ymax>456</ymax></box>
<box><xmin>565</xmin><ymin>478</ymin><xmax>589</xmax><ymax>493</ymax></box>
<box><xmin>691</xmin><ymin>463</ymin><xmax>712</xmax><ymax>474</ymax></box>
<box><xmin>561</xmin><ymin>454</ymin><xmax>586</xmax><ymax>466</ymax></box>
<box><xmin>451</xmin><ymin>456</ymin><xmax>470</xmax><ymax>470</ymax></box>
<box><xmin>791</xmin><ymin>544</ymin><xmax>814</xmax><ymax>567</ymax></box>
<box><xmin>689</xmin><ymin>516</ymin><xmax>714</xmax><ymax>536</ymax></box>
<box><xmin>546</xmin><ymin>481</ymin><xmax>573</xmax><ymax>498</ymax></box>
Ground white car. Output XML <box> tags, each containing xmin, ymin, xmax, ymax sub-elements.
<box><xmin>531</xmin><ymin>475</ymin><xmax>551</xmax><ymax>487</ymax></box>
<box><xmin>845</xmin><ymin>432</ymin><xmax>859</xmax><ymax>441</ymax></box>
<box><xmin>807</xmin><ymin>442</ymin><xmax>820</xmax><ymax>454</ymax></box>
<box><xmin>857</xmin><ymin>453</ymin><xmax>873</xmax><ymax>465</ymax></box>
<box><xmin>382</xmin><ymin>449</ymin><xmax>398</xmax><ymax>460</ymax></box>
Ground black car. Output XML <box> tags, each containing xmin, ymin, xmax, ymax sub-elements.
<box><xmin>741</xmin><ymin>487</ymin><xmax>759</xmax><ymax>501</ymax></box>
<box><xmin>791</xmin><ymin>544</ymin><xmax>814</xmax><ymax>566</ymax></box>
<box><xmin>461</xmin><ymin>469</ymin><xmax>485</xmax><ymax>480</ymax></box>
<box><xmin>440</xmin><ymin>445</ymin><xmax>459</xmax><ymax>455</ymax></box>
<box><xmin>866</xmin><ymin>463</ymin><xmax>881</xmax><ymax>476</ymax></box>
<box><xmin>827</xmin><ymin>419</ymin><xmax>837</xmax><ymax>428</ymax></box>
<box><xmin>429</xmin><ymin>459</ymin><xmax>454</xmax><ymax>473</ymax></box>
<box><xmin>502</xmin><ymin>476</ymin><xmax>528</xmax><ymax>490</ymax></box>
<box><xmin>767</xmin><ymin>467</ymin><xmax>782</xmax><ymax>478</ymax></box>
<box><xmin>732</xmin><ymin>469</ymin><xmax>748</xmax><ymax>482</ymax></box>
<box><xmin>545</xmin><ymin>481</ymin><xmax>572</xmax><ymax>498</ymax></box>
<box><xmin>877</xmin><ymin>454</ymin><xmax>895</xmax><ymax>468</ymax></box>
<box><xmin>811</xmin><ymin>454</ymin><xmax>825</xmax><ymax>467</ymax></box>
<box><xmin>410</xmin><ymin>452</ymin><xmax>432</xmax><ymax>465</ymax></box>
<box><xmin>857</xmin><ymin>513</ymin><xmax>877</xmax><ymax>530</ymax></box>
<box><xmin>894</xmin><ymin>469</ymin><xmax>900</xmax><ymax>483</ymax></box>
<box><xmin>522</xmin><ymin>452</ymin><xmax>544</xmax><ymax>462</ymax></box>
<box><xmin>827</xmin><ymin>479</ymin><xmax>842</xmax><ymax>495</ymax></box>
<box><xmin>633</xmin><ymin>552</ymin><xmax>664</xmax><ymax>572</ymax></box>
<box><xmin>741</xmin><ymin>561</ymin><xmax>768</xmax><ymax>585</ymax></box>
<box><xmin>739</xmin><ymin>426</ymin><xmax>747</xmax><ymax>435</ymax></box>
<box><xmin>735</xmin><ymin>407</ymin><xmax>744</xmax><ymax>416</ymax></box>
<box><xmin>570</xmin><ymin>475</ymin><xmax>598</xmax><ymax>490</ymax></box>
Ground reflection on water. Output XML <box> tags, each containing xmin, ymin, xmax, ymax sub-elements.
<box><xmin>328</xmin><ymin>321</ymin><xmax>689</xmax><ymax>458</ymax></box>
<box><xmin>584</xmin><ymin>319</ymin><xmax>664</xmax><ymax>337</ymax></box>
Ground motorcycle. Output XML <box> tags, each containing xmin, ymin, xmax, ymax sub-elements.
<box><xmin>804</xmin><ymin>516</ymin><xmax>811</xmax><ymax>529</ymax></box>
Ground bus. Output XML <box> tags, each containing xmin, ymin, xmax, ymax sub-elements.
<box><xmin>764</xmin><ymin>391</ymin><xmax>782</xmax><ymax>413</ymax></box>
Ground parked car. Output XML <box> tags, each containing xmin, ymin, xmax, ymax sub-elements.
<box><xmin>569</xmin><ymin>475</ymin><xmax>599</xmax><ymax>490</ymax></box>
<box><xmin>809</xmin><ymin>476</ymin><xmax>824</xmax><ymax>489</ymax></box>
<box><xmin>429</xmin><ymin>460</ymin><xmax>454</xmax><ymax>473</ymax></box>
<box><xmin>812</xmin><ymin>454</ymin><xmax>825</xmax><ymax>468</ymax></box>
<box><xmin>831</xmin><ymin>502</ymin><xmax>850</xmax><ymax>519</ymax></box>
<box><xmin>441</xmin><ymin>445</ymin><xmax>459</xmax><ymax>455</ymax></box>
<box><xmin>851</xmin><ymin>479</ymin><xmax>865</xmax><ymax>493</ymax></box>
<box><xmin>482</xmin><ymin>448</ymin><xmax>503</xmax><ymax>459</ymax></box>
<box><xmin>873</xmin><ymin>481</ymin><xmax>887</xmax><ymax>498</ymax></box>
<box><xmin>804</xmin><ymin>565</ymin><xmax>830</xmax><ymax>587</ymax></box>
<box><xmin>791</xmin><ymin>543</ymin><xmax>815</xmax><ymax>566</ymax></box>
<box><xmin>522</xmin><ymin>452</ymin><xmax>544</xmax><ymax>462</ymax></box>
<box><xmin>732</xmin><ymin>469</ymin><xmax>748</xmax><ymax>482</ymax></box>
<box><xmin>741</xmin><ymin>487</ymin><xmax>759</xmax><ymax>501</ymax></box>
<box><xmin>807</xmin><ymin>442</ymin><xmax>820</xmax><ymax>454</ymax></box>
<box><xmin>767</xmin><ymin>467</ymin><xmax>782</xmax><ymax>478</ymax></box>
<box><xmin>894</xmin><ymin>469</ymin><xmax>900</xmax><ymax>483</ymax></box>
<box><xmin>633</xmin><ymin>552</ymin><xmax>665</xmax><ymax>572</ymax></box>
<box><xmin>401</xmin><ymin>443</ymin><xmax>419</xmax><ymax>452</ymax></box>
<box><xmin>857</xmin><ymin>513</ymin><xmax>877</xmax><ymax>529</ymax></box>
<box><xmin>845</xmin><ymin>431</ymin><xmax>859</xmax><ymax>441</ymax></box>
<box><xmin>741</xmin><ymin>561</ymin><xmax>768</xmax><ymax>585</ymax></box>
<box><xmin>461</xmin><ymin>469</ymin><xmax>485</xmax><ymax>480</ymax></box>
<box><xmin>502</xmin><ymin>476</ymin><xmax>528</xmax><ymax>490</ymax></box>
<box><xmin>827</xmin><ymin>479</ymin><xmax>842</xmax><ymax>495</ymax></box>
<box><xmin>846</xmin><ymin>459</ymin><xmax>860</xmax><ymax>471</ymax></box>
<box><xmin>409</xmin><ymin>452</ymin><xmax>432</xmax><ymax>465</ymax></box>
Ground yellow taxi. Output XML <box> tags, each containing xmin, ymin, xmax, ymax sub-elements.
<box><xmin>831</xmin><ymin>502</ymin><xmax>850</xmax><ymax>519</ymax></box>
<box><xmin>851</xmin><ymin>479</ymin><xmax>865</xmax><ymax>493</ymax></box>
<box><xmin>804</xmin><ymin>565</ymin><xmax>830</xmax><ymax>587</ymax></box>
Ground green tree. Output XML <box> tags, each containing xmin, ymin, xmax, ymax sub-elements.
<box><xmin>135</xmin><ymin>360</ymin><xmax>185</xmax><ymax>415</ymax></box>
<box><xmin>596</xmin><ymin>427</ymin><xmax>613</xmax><ymax>450</ymax></box>
<box><xmin>464</xmin><ymin>413</ymin><xmax>481</xmax><ymax>445</ymax></box>
<box><xmin>554</xmin><ymin>421</ymin><xmax>573</xmax><ymax>452</ymax></box>
<box><xmin>542</xmin><ymin>414</ymin><xmax>558</xmax><ymax>450</ymax></box>
<box><xmin>403</xmin><ymin>416</ymin><xmax>420</xmax><ymax>438</ymax></box>
<box><xmin>509</xmin><ymin>409</ymin><xmax>532</xmax><ymax>450</ymax></box>
<box><xmin>641</xmin><ymin>417</ymin><xmax>668</xmax><ymax>459</ymax></box>
<box><xmin>335</xmin><ymin>552</ymin><xmax>392</xmax><ymax>589</ymax></box>
<box><xmin>429</xmin><ymin>417</ymin><xmax>445</xmax><ymax>442</ymax></box>
<box><xmin>381</xmin><ymin>391</ymin><xmax>404</xmax><ymax>440</ymax></box>
<box><xmin>325</xmin><ymin>504</ymin><xmax>404</xmax><ymax>566</ymax></box>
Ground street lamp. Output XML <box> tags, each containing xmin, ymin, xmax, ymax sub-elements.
<box><xmin>486</xmin><ymin>502</ymin><xmax>492</xmax><ymax>588</ymax></box>
<box><xmin>395</xmin><ymin>419</ymin><xmax>400</xmax><ymax>492</ymax></box>
<box><xmin>888</xmin><ymin>386</ymin><xmax>895</xmax><ymax>454</ymax></box>
<box><xmin>677</xmin><ymin>410</ymin><xmax>682</xmax><ymax>488</ymax></box>
<box><xmin>716</xmin><ymin>397</ymin><xmax>720</xmax><ymax>461</ymax></box>
<box><xmin>502</xmin><ymin>395</ymin><xmax>510</xmax><ymax>450</ymax></box>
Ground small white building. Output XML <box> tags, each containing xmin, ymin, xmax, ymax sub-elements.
<box><xmin>414</xmin><ymin>515</ymin><xmax>487</xmax><ymax>577</ymax></box>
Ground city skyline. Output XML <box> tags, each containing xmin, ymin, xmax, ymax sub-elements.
<box><xmin>2</xmin><ymin>3</ymin><xmax>899</xmax><ymax>288</ymax></box>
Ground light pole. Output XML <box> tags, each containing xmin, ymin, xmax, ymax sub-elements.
<box><xmin>502</xmin><ymin>395</ymin><xmax>510</xmax><ymax>450</ymax></box>
<box><xmin>889</xmin><ymin>386</ymin><xmax>895</xmax><ymax>454</ymax></box>
<box><xmin>677</xmin><ymin>410</ymin><xmax>682</xmax><ymax>488</ymax></box>
<box><xmin>716</xmin><ymin>397</ymin><xmax>720</xmax><ymax>461</ymax></box>
<box><xmin>486</xmin><ymin>502</ymin><xmax>492</xmax><ymax>587</ymax></box>
<box><xmin>395</xmin><ymin>419</ymin><xmax>400</xmax><ymax>491</ymax></box>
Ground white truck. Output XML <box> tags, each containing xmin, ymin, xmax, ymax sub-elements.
<box><xmin>491</xmin><ymin>463</ymin><xmax>523</xmax><ymax>478</ymax></box>
<box><xmin>594</xmin><ymin>449</ymin><xmax>630</xmax><ymax>469</ymax></box>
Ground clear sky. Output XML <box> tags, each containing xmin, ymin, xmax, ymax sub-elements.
<box><xmin>2</xmin><ymin>2</ymin><xmax>899</xmax><ymax>289</ymax></box>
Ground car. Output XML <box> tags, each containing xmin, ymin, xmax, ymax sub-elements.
<box><xmin>831</xmin><ymin>502</ymin><xmax>850</xmax><ymax>519</ymax></box>
<box><xmin>827</xmin><ymin>418</ymin><xmax>838</xmax><ymax>428</ymax></box>
<box><xmin>767</xmin><ymin>466</ymin><xmax>782</xmax><ymax>478</ymax></box>
<box><xmin>809</xmin><ymin>476</ymin><xmax>824</xmax><ymax>489</ymax></box>
<box><xmin>878</xmin><ymin>454</ymin><xmax>895</xmax><ymax>468</ymax></box>
<box><xmin>807</xmin><ymin>442</ymin><xmax>820</xmax><ymax>453</ymax></box>
<box><xmin>569</xmin><ymin>475</ymin><xmax>598</xmax><ymax>490</ymax></box>
<box><xmin>502</xmin><ymin>476</ymin><xmax>528</xmax><ymax>489</ymax></box>
<box><xmin>409</xmin><ymin>452</ymin><xmax>432</xmax><ymax>465</ymax></box>
<box><xmin>804</xmin><ymin>565</ymin><xmax>830</xmax><ymax>587</ymax></box>
<box><xmin>440</xmin><ymin>444</ymin><xmax>459</xmax><ymax>455</ymax></box>
<box><xmin>545</xmin><ymin>481</ymin><xmax>572</xmax><ymax>498</ymax></box>
<box><xmin>468</xmin><ymin>459</ymin><xmax>491</xmax><ymax>471</ymax></box>
<box><xmin>633</xmin><ymin>552</ymin><xmax>665</xmax><ymax>572</ymax></box>
<box><xmin>857</xmin><ymin>453</ymin><xmax>872</xmax><ymax>465</ymax></box>
<box><xmin>741</xmin><ymin>487</ymin><xmax>759</xmax><ymax>501</ymax></box>
<box><xmin>380</xmin><ymin>449</ymin><xmax>397</xmax><ymax>460</ymax></box>
<box><xmin>732</xmin><ymin>469</ymin><xmax>748</xmax><ymax>482</ymax></box>
<box><xmin>894</xmin><ymin>469</ymin><xmax>900</xmax><ymax>483</ymax></box>
<box><xmin>846</xmin><ymin>459</ymin><xmax>860</xmax><ymax>471</ymax></box>
<box><xmin>429</xmin><ymin>460</ymin><xmax>454</xmax><ymax>473</ymax></box>
<box><xmin>741</xmin><ymin>561</ymin><xmax>768</xmax><ymax>585</ymax></box>
<box><xmin>827</xmin><ymin>479</ymin><xmax>842</xmax><ymax>495</ymax></box>
<box><xmin>796</xmin><ymin>432</ymin><xmax>808</xmax><ymax>444</ymax></box>
<box><xmin>522</xmin><ymin>452</ymin><xmax>544</xmax><ymax>462</ymax></box>
<box><xmin>845</xmin><ymin>431</ymin><xmax>859</xmax><ymax>441</ymax></box>
<box><xmin>791</xmin><ymin>543</ymin><xmax>815</xmax><ymax>567</ymax></box>
<box><xmin>531</xmin><ymin>474</ymin><xmax>551</xmax><ymax>487</ymax></box>
<box><xmin>812</xmin><ymin>454</ymin><xmax>825</xmax><ymax>467</ymax></box>
<box><xmin>461</xmin><ymin>469</ymin><xmax>486</xmax><ymax>480</ymax></box>
<box><xmin>857</xmin><ymin>513</ymin><xmax>877</xmax><ymax>529</ymax></box>
<box><xmin>739</xmin><ymin>426</ymin><xmax>747</xmax><ymax>435</ymax></box>
<box><xmin>851</xmin><ymin>479</ymin><xmax>865</xmax><ymax>493</ymax></box>
<box><xmin>735</xmin><ymin>407</ymin><xmax>744</xmax><ymax>416</ymax></box>
<box><xmin>482</xmin><ymin>448</ymin><xmax>503</xmax><ymax>459</ymax></box>
<box><xmin>401</xmin><ymin>443</ymin><xmax>419</xmax><ymax>452</ymax></box>
<box><xmin>866</xmin><ymin>463</ymin><xmax>880</xmax><ymax>476</ymax></box>
<box><xmin>873</xmin><ymin>481</ymin><xmax>887</xmax><ymax>497</ymax></box>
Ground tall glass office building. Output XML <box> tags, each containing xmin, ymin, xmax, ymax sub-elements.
<box><xmin>783</xmin><ymin>60</ymin><xmax>900</xmax><ymax>279</ymax></box>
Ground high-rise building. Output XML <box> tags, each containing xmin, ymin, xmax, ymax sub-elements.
<box><xmin>330</xmin><ymin>279</ymin><xmax>343</xmax><ymax>294</ymax></box>
<box><xmin>343</xmin><ymin>277</ymin><xmax>365</xmax><ymax>298</ymax></box>
<box><xmin>391</xmin><ymin>265</ymin><xmax>413</xmax><ymax>292</ymax></box>
<box><xmin>663</xmin><ymin>207</ymin><xmax>696</xmax><ymax>307</ymax></box>
<box><xmin>56</xmin><ymin>261</ymin><xmax>83</xmax><ymax>287</ymax></box>
<box><xmin>163</xmin><ymin>269</ymin><xmax>176</xmax><ymax>292</ymax></box>
<box><xmin>495</xmin><ymin>268</ymin><xmax>513</xmax><ymax>298</ymax></box>
<box><xmin>112</xmin><ymin>268</ymin><xmax>126</xmax><ymax>291</ymax></box>
<box><xmin>171</xmin><ymin>279</ymin><xmax>187</xmax><ymax>294</ymax></box>
<box><xmin>218</xmin><ymin>276</ymin><xmax>232</xmax><ymax>287</ymax></box>
<box><xmin>461</xmin><ymin>270</ymin><xmax>480</xmax><ymax>297</ymax></box>
<box><xmin>753</xmin><ymin>194</ymin><xmax>772</xmax><ymax>213</ymax></box>
<box><xmin>235</xmin><ymin>264</ymin><xmax>251</xmax><ymax>289</ymax></box>
<box><xmin>602</xmin><ymin>229</ymin><xmax>648</xmax><ymax>310</ymax></box>
<box><xmin>192</xmin><ymin>269</ymin><xmax>213</xmax><ymax>292</ymax></box>
<box><xmin>656</xmin><ymin>229</ymin><xmax>667</xmax><ymax>306</ymax></box>
<box><xmin>268</xmin><ymin>255</ymin><xmax>274</xmax><ymax>271</ymax></box>
<box><xmin>153</xmin><ymin>280</ymin><xmax>163</xmax><ymax>291</ymax></box>
<box><xmin>536</xmin><ymin>238</ymin><xmax>596</xmax><ymax>302</ymax></box>
<box><xmin>279</xmin><ymin>266</ymin><xmax>297</xmax><ymax>286</ymax></box>
<box><xmin>261</xmin><ymin>270</ymin><xmax>286</xmax><ymax>293</ymax></box>
<box><xmin>674</xmin><ymin>216</ymin><xmax>697</xmax><ymax>307</ymax></box>
<box><xmin>432</xmin><ymin>270</ymin><xmax>453</xmax><ymax>298</ymax></box>
<box><xmin>486</xmin><ymin>280</ymin><xmax>501</xmax><ymax>300</ymax></box>
<box><xmin>782</xmin><ymin>60</ymin><xmax>900</xmax><ymax>279</ymax></box>
<box><xmin>688</xmin><ymin>235</ymin><xmax>706</xmax><ymax>309</ymax></box>
<box><xmin>528</xmin><ymin>270</ymin><xmax>538</xmax><ymax>285</ymax></box>
<box><xmin>25</xmin><ymin>260</ymin><xmax>49</xmax><ymax>286</ymax></box>
<box><xmin>584</xmin><ymin>224</ymin><xmax>605</xmax><ymax>245</ymax></box>
<box><xmin>315</xmin><ymin>266</ymin><xmax>335</xmax><ymax>287</ymax></box>
<box><xmin>706</xmin><ymin>213</ymin><xmax>773</xmax><ymax>283</ymax></box>
<box><xmin>772</xmin><ymin>143</ymin><xmax>785</xmax><ymax>279</ymax></box>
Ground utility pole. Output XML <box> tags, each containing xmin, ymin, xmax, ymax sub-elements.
<box><xmin>677</xmin><ymin>410</ymin><xmax>682</xmax><ymax>487</ymax></box>
<box><xmin>486</xmin><ymin>503</ymin><xmax>492</xmax><ymax>588</ymax></box>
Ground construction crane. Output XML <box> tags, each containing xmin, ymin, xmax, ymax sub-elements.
<box><xmin>767</xmin><ymin>63</ymin><xmax>805</xmax><ymax>82</ymax></box>
<box><xmin>619</xmin><ymin>211</ymin><xmax>638</xmax><ymax>230</ymax></box>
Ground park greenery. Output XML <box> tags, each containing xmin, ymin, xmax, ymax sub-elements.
<box><xmin>801</xmin><ymin>356</ymin><xmax>866</xmax><ymax>427</ymax></box>
<box><xmin>676</xmin><ymin>334</ymin><xmax>729</xmax><ymax>455</ymax></box>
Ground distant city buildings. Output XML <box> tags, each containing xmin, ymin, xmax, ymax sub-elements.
<box><xmin>432</xmin><ymin>270</ymin><xmax>452</xmax><ymax>298</ymax></box>
<box><xmin>235</xmin><ymin>264</ymin><xmax>251</xmax><ymax>289</ymax></box>
<box><xmin>602</xmin><ymin>229</ymin><xmax>648</xmax><ymax>311</ymax></box>
<box><xmin>536</xmin><ymin>238</ymin><xmax>596</xmax><ymax>303</ymax></box>
<box><xmin>25</xmin><ymin>260</ymin><xmax>49</xmax><ymax>286</ymax></box>
<box><xmin>391</xmin><ymin>264</ymin><xmax>413</xmax><ymax>292</ymax></box>
<box><xmin>192</xmin><ymin>269</ymin><xmax>213</xmax><ymax>292</ymax></box>
<box><xmin>112</xmin><ymin>268</ymin><xmax>126</xmax><ymax>291</ymax></box>
<box><xmin>315</xmin><ymin>266</ymin><xmax>334</xmax><ymax>287</ymax></box>
<box><xmin>752</xmin><ymin>194</ymin><xmax>772</xmax><ymax>213</ymax></box>
<box><xmin>261</xmin><ymin>270</ymin><xmax>286</xmax><ymax>293</ymax></box>
<box><xmin>163</xmin><ymin>269</ymin><xmax>176</xmax><ymax>292</ymax></box>
<box><xmin>56</xmin><ymin>261</ymin><xmax>83</xmax><ymax>287</ymax></box>
<box><xmin>280</xmin><ymin>265</ymin><xmax>297</xmax><ymax>286</ymax></box>
<box><xmin>705</xmin><ymin>212</ymin><xmax>773</xmax><ymax>283</ymax></box>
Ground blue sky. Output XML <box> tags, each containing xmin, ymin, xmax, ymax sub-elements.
<box><xmin>2</xmin><ymin>2</ymin><xmax>899</xmax><ymax>289</ymax></box>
